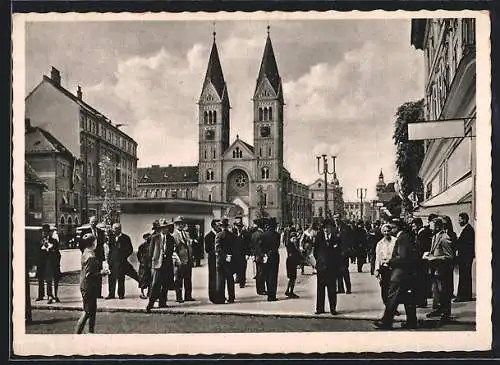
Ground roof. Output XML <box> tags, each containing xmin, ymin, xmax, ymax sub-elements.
<box><xmin>240</xmin><ymin>140</ymin><xmax>254</xmax><ymax>153</ymax></box>
<box><xmin>410</xmin><ymin>19</ymin><xmax>426</xmax><ymax>50</ymax></box>
<box><xmin>255</xmin><ymin>34</ymin><xmax>281</xmax><ymax>95</ymax></box>
<box><xmin>25</xmin><ymin>126</ymin><xmax>77</xmax><ymax>160</ymax></box>
<box><xmin>138</xmin><ymin>165</ymin><xmax>199</xmax><ymax>184</ymax></box>
<box><xmin>385</xmin><ymin>182</ymin><xmax>396</xmax><ymax>192</ymax></box>
<box><xmin>202</xmin><ymin>40</ymin><xmax>227</xmax><ymax>99</ymax></box>
<box><xmin>25</xmin><ymin>162</ymin><xmax>47</xmax><ymax>187</ymax></box>
<box><xmin>27</xmin><ymin>75</ymin><xmax>136</xmax><ymax>145</ymax></box>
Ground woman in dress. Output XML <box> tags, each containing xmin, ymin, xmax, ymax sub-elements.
<box><xmin>137</xmin><ymin>232</ymin><xmax>152</xmax><ymax>299</ymax></box>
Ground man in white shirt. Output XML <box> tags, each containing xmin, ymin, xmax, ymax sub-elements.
<box><xmin>374</xmin><ymin>224</ymin><xmax>397</xmax><ymax>306</ymax></box>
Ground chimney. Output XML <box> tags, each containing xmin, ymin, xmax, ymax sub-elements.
<box><xmin>50</xmin><ymin>66</ymin><xmax>61</xmax><ymax>86</ymax></box>
<box><xmin>77</xmin><ymin>85</ymin><xmax>82</xmax><ymax>100</ymax></box>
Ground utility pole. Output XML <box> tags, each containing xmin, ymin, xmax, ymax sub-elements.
<box><xmin>317</xmin><ymin>154</ymin><xmax>336</xmax><ymax>219</ymax></box>
<box><xmin>357</xmin><ymin>188</ymin><xmax>367</xmax><ymax>222</ymax></box>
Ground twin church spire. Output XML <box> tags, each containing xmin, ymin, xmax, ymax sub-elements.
<box><xmin>199</xmin><ymin>26</ymin><xmax>281</xmax><ymax>104</ymax></box>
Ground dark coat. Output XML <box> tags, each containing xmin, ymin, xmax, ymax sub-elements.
<box><xmin>81</xmin><ymin>226</ymin><xmax>106</xmax><ymax>263</ymax></box>
<box><xmin>415</xmin><ymin>226</ymin><xmax>433</xmax><ymax>257</ymax></box>
<box><xmin>336</xmin><ymin>222</ymin><xmax>353</xmax><ymax>257</ymax></box>
<box><xmin>233</xmin><ymin>229</ymin><xmax>252</xmax><ymax>259</ymax></box>
<box><xmin>41</xmin><ymin>236</ymin><xmax>60</xmax><ymax>281</ymax></box>
<box><xmin>251</xmin><ymin>229</ymin><xmax>265</xmax><ymax>263</ymax></box>
<box><xmin>108</xmin><ymin>233</ymin><xmax>133</xmax><ymax>270</ymax></box>
<box><xmin>456</xmin><ymin>224</ymin><xmax>475</xmax><ymax>263</ymax></box>
<box><xmin>261</xmin><ymin>230</ymin><xmax>280</xmax><ymax>264</ymax></box>
<box><xmin>388</xmin><ymin>230</ymin><xmax>418</xmax><ymax>284</ymax></box>
<box><xmin>215</xmin><ymin>228</ymin><xmax>235</xmax><ymax>268</ymax></box>
<box><xmin>314</xmin><ymin>230</ymin><xmax>342</xmax><ymax>277</ymax></box>
<box><xmin>205</xmin><ymin>231</ymin><xmax>216</xmax><ymax>257</ymax></box>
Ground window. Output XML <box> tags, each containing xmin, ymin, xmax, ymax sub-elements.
<box><xmin>259</xmin><ymin>147</ymin><xmax>262</xmax><ymax>157</ymax></box>
<box><xmin>259</xmin><ymin>108</ymin><xmax>263</xmax><ymax>121</ymax></box>
<box><xmin>204</xmin><ymin>111</ymin><xmax>208</xmax><ymax>124</ymax></box>
<box><xmin>68</xmin><ymin>216</ymin><xmax>73</xmax><ymax>226</ymax></box>
<box><xmin>311</xmin><ymin>192</ymin><xmax>314</xmax><ymax>199</ymax></box>
<box><xmin>74</xmin><ymin>193</ymin><xmax>79</xmax><ymax>208</ymax></box>
<box><xmin>204</xmin><ymin>150</ymin><xmax>207</xmax><ymax>159</ymax></box>
<box><xmin>264</xmin><ymin>108</ymin><xmax>268</xmax><ymax>121</ymax></box>
<box><xmin>206</xmin><ymin>169</ymin><xmax>214</xmax><ymax>181</ymax></box>
<box><xmin>28</xmin><ymin>194</ymin><xmax>35</xmax><ymax>210</ymax></box>
<box><xmin>208</xmin><ymin>193</ymin><xmax>212</xmax><ymax>202</ymax></box>
<box><xmin>233</xmin><ymin>147</ymin><xmax>242</xmax><ymax>159</ymax></box>
<box><xmin>213</xmin><ymin>110</ymin><xmax>217</xmax><ymax>124</ymax></box>
<box><xmin>269</xmin><ymin>107</ymin><xmax>273</xmax><ymax>120</ymax></box>
<box><xmin>268</xmin><ymin>147</ymin><xmax>272</xmax><ymax>157</ymax></box>
<box><xmin>60</xmin><ymin>215</ymin><xmax>65</xmax><ymax>226</ymax></box>
<box><xmin>205</xmin><ymin>129</ymin><xmax>215</xmax><ymax>141</ymax></box>
<box><xmin>171</xmin><ymin>189</ymin><xmax>178</xmax><ymax>199</ymax></box>
<box><xmin>261</xmin><ymin>167</ymin><xmax>270</xmax><ymax>180</ymax></box>
<box><xmin>212</xmin><ymin>149</ymin><xmax>216</xmax><ymax>159</ymax></box>
<box><xmin>426</xmin><ymin>182</ymin><xmax>433</xmax><ymax>199</ymax></box>
<box><xmin>75</xmin><ymin>217</ymin><xmax>79</xmax><ymax>226</ymax></box>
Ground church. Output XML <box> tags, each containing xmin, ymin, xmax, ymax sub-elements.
<box><xmin>137</xmin><ymin>29</ymin><xmax>312</xmax><ymax>227</ymax></box>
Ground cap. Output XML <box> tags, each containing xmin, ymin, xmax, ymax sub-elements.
<box><xmin>152</xmin><ymin>219</ymin><xmax>160</xmax><ymax>229</ymax></box>
<box><xmin>143</xmin><ymin>232</ymin><xmax>152</xmax><ymax>239</ymax></box>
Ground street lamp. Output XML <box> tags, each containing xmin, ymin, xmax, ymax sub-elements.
<box><xmin>356</xmin><ymin>187</ymin><xmax>367</xmax><ymax>222</ymax></box>
<box><xmin>317</xmin><ymin>154</ymin><xmax>336</xmax><ymax>219</ymax></box>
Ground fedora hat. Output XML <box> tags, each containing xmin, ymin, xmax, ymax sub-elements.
<box><xmin>152</xmin><ymin>219</ymin><xmax>160</xmax><ymax>229</ymax></box>
<box><xmin>158</xmin><ymin>218</ymin><xmax>170</xmax><ymax>228</ymax></box>
<box><xmin>174</xmin><ymin>216</ymin><xmax>185</xmax><ymax>224</ymax></box>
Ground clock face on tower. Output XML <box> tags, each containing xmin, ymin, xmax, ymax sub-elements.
<box><xmin>205</xmin><ymin>129</ymin><xmax>215</xmax><ymax>140</ymax></box>
<box><xmin>260</xmin><ymin>126</ymin><xmax>271</xmax><ymax>138</ymax></box>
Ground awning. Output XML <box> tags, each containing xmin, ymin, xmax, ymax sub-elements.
<box><xmin>419</xmin><ymin>175</ymin><xmax>472</xmax><ymax>208</ymax></box>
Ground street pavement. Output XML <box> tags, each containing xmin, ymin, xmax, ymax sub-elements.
<box><xmin>30</xmin><ymin>247</ymin><xmax>476</xmax><ymax>325</ymax></box>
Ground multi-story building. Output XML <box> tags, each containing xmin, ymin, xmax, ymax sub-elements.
<box><xmin>344</xmin><ymin>201</ymin><xmax>374</xmax><ymax>222</ymax></box>
<box><xmin>308</xmin><ymin>177</ymin><xmax>344</xmax><ymax>219</ymax></box>
<box><xmin>25</xmin><ymin>67</ymin><xmax>139</xmax><ymax>223</ymax></box>
<box><xmin>411</xmin><ymin>18</ymin><xmax>476</xmax><ymax>228</ymax></box>
<box><xmin>25</xmin><ymin>161</ymin><xmax>47</xmax><ymax>227</ymax></box>
<box><xmin>137</xmin><ymin>29</ymin><xmax>311</xmax><ymax>227</ymax></box>
<box><xmin>25</xmin><ymin>120</ymin><xmax>83</xmax><ymax>242</ymax></box>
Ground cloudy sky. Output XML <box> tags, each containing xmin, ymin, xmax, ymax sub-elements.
<box><xmin>25</xmin><ymin>18</ymin><xmax>424</xmax><ymax>201</ymax></box>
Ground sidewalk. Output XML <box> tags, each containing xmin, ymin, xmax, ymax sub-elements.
<box><xmin>30</xmin><ymin>248</ymin><xmax>476</xmax><ymax>324</ymax></box>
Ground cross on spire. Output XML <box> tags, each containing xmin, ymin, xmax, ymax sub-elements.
<box><xmin>267</xmin><ymin>24</ymin><xmax>270</xmax><ymax>35</ymax></box>
<box><xmin>213</xmin><ymin>21</ymin><xmax>216</xmax><ymax>42</ymax></box>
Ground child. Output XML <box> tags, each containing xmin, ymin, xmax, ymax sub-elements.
<box><xmin>75</xmin><ymin>233</ymin><xmax>109</xmax><ymax>334</ymax></box>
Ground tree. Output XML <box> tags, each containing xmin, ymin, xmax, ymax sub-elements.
<box><xmin>385</xmin><ymin>195</ymin><xmax>403</xmax><ymax>218</ymax></box>
<box><xmin>393</xmin><ymin>99</ymin><xmax>425</xmax><ymax>214</ymax></box>
<box><xmin>99</xmin><ymin>155</ymin><xmax>119</xmax><ymax>225</ymax></box>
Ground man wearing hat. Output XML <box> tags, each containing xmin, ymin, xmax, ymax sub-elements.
<box><xmin>214</xmin><ymin>217</ymin><xmax>236</xmax><ymax>303</ymax></box>
<box><xmin>313</xmin><ymin>218</ymin><xmax>342</xmax><ymax>315</ymax></box>
<box><xmin>333</xmin><ymin>213</ymin><xmax>352</xmax><ymax>294</ymax></box>
<box><xmin>232</xmin><ymin>216</ymin><xmax>251</xmax><ymax>288</ymax></box>
<box><xmin>146</xmin><ymin>219</ymin><xmax>176</xmax><ymax>311</ymax></box>
<box><xmin>172</xmin><ymin>216</ymin><xmax>195</xmax><ymax>303</ymax></box>
<box><xmin>204</xmin><ymin>218</ymin><xmax>221</xmax><ymax>303</ymax></box>
<box><xmin>251</xmin><ymin>217</ymin><xmax>268</xmax><ymax>295</ymax></box>
<box><xmin>261</xmin><ymin>217</ymin><xmax>281</xmax><ymax>301</ymax></box>
<box><xmin>37</xmin><ymin>223</ymin><xmax>60</xmax><ymax>303</ymax></box>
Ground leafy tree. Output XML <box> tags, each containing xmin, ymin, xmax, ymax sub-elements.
<box><xmin>393</xmin><ymin>99</ymin><xmax>425</xmax><ymax>213</ymax></box>
<box><xmin>385</xmin><ymin>195</ymin><xmax>403</xmax><ymax>218</ymax></box>
<box><xmin>99</xmin><ymin>155</ymin><xmax>119</xmax><ymax>225</ymax></box>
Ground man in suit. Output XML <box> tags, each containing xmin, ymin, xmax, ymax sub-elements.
<box><xmin>411</xmin><ymin>218</ymin><xmax>433</xmax><ymax>308</ymax></box>
<box><xmin>367</xmin><ymin>221</ymin><xmax>383</xmax><ymax>276</ymax></box>
<box><xmin>454</xmin><ymin>212</ymin><xmax>475</xmax><ymax>302</ymax></box>
<box><xmin>88</xmin><ymin>216</ymin><xmax>106</xmax><ymax>298</ymax></box>
<box><xmin>251</xmin><ymin>218</ymin><xmax>268</xmax><ymax>295</ymax></box>
<box><xmin>205</xmin><ymin>219</ymin><xmax>221</xmax><ymax>303</ymax></box>
<box><xmin>424</xmin><ymin>217</ymin><xmax>455</xmax><ymax>321</ymax></box>
<box><xmin>146</xmin><ymin>219</ymin><xmax>176</xmax><ymax>312</ymax></box>
<box><xmin>314</xmin><ymin>219</ymin><xmax>341</xmax><ymax>315</ymax></box>
<box><xmin>374</xmin><ymin>218</ymin><xmax>419</xmax><ymax>330</ymax></box>
<box><xmin>214</xmin><ymin>217</ymin><xmax>236</xmax><ymax>303</ymax></box>
<box><xmin>333</xmin><ymin>214</ymin><xmax>352</xmax><ymax>294</ymax></box>
<box><xmin>172</xmin><ymin>216</ymin><xmax>195</xmax><ymax>303</ymax></box>
<box><xmin>261</xmin><ymin>218</ymin><xmax>280</xmax><ymax>302</ymax></box>
<box><xmin>233</xmin><ymin>216</ymin><xmax>251</xmax><ymax>288</ymax></box>
<box><xmin>106</xmin><ymin>223</ymin><xmax>138</xmax><ymax>299</ymax></box>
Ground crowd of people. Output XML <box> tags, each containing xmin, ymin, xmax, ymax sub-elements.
<box><xmin>31</xmin><ymin>210</ymin><xmax>475</xmax><ymax>333</ymax></box>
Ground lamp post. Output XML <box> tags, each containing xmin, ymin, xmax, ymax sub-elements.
<box><xmin>317</xmin><ymin>154</ymin><xmax>336</xmax><ymax>219</ymax></box>
<box><xmin>357</xmin><ymin>188</ymin><xmax>367</xmax><ymax>222</ymax></box>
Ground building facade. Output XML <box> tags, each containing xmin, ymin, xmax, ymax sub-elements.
<box><xmin>411</xmin><ymin>18</ymin><xmax>476</xmax><ymax>228</ymax></box>
<box><xmin>137</xmin><ymin>30</ymin><xmax>311</xmax><ymax>227</ymax></box>
<box><xmin>25</xmin><ymin>122</ymin><xmax>83</xmax><ymax>242</ymax></box>
<box><xmin>308</xmin><ymin>177</ymin><xmax>344</xmax><ymax>219</ymax></box>
<box><xmin>25</xmin><ymin>161</ymin><xmax>47</xmax><ymax>227</ymax></box>
<box><xmin>344</xmin><ymin>201</ymin><xmax>374</xmax><ymax>222</ymax></box>
<box><xmin>25</xmin><ymin>67</ymin><xmax>139</xmax><ymax>224</ymax></box>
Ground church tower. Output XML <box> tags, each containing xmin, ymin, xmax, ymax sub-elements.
<box><xmin>198</xmin><ymin>31</ymin><xmax>230</xmax><ymax>202</ymax></box>
<box><xmin>376</xmin><ymin>169</ymin><xmax>386</xmax><ymax>198</ymax></box>
<box><xmin>252</xmin><ymin>27</ymin><xmax>284</xmax><ymax>219</ymax></box>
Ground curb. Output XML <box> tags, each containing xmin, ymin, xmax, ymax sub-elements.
<box><xmin>31</xmin><ymin>304</ymin><xmax>476</xmax><ymax>325</ymax></box>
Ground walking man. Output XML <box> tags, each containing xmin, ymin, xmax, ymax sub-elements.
<box><xmin>454</xmin><ymin>212</ymin><xmax>475</xmax><ymax>302</ymax></box>
<box><xmin>146</xmin><ymin>219</ymin><xmax>175</xmax><ymax>311</ymax></box>
<box><xmin>334</xmin><ymin>214</ymin><xmax>352</xmax><ymax>294</ymax></box>
<box><xmin>314</xmin><ymin>219</ymin><xmax>341</xmax><ymax>315</ymax></box>
<box><xmin>172</xmin><ymin>216</ymin><xmax>195</xmax><ymax>303</ymax></box>
<box><xmin>374</xmin><ymin>218</ymin><xmax>419</xmax><ymax>330</ymax></box>
<box><xmin>233</xmin><ymin>216</ymin><xmax>251</xmax><ymax>288</ymax></box>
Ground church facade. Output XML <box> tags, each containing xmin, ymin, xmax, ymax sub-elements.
<box><xmin>137</xmin><ymin>31</ymin><xmax>312</xmax><ymax>227</ymax></box>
